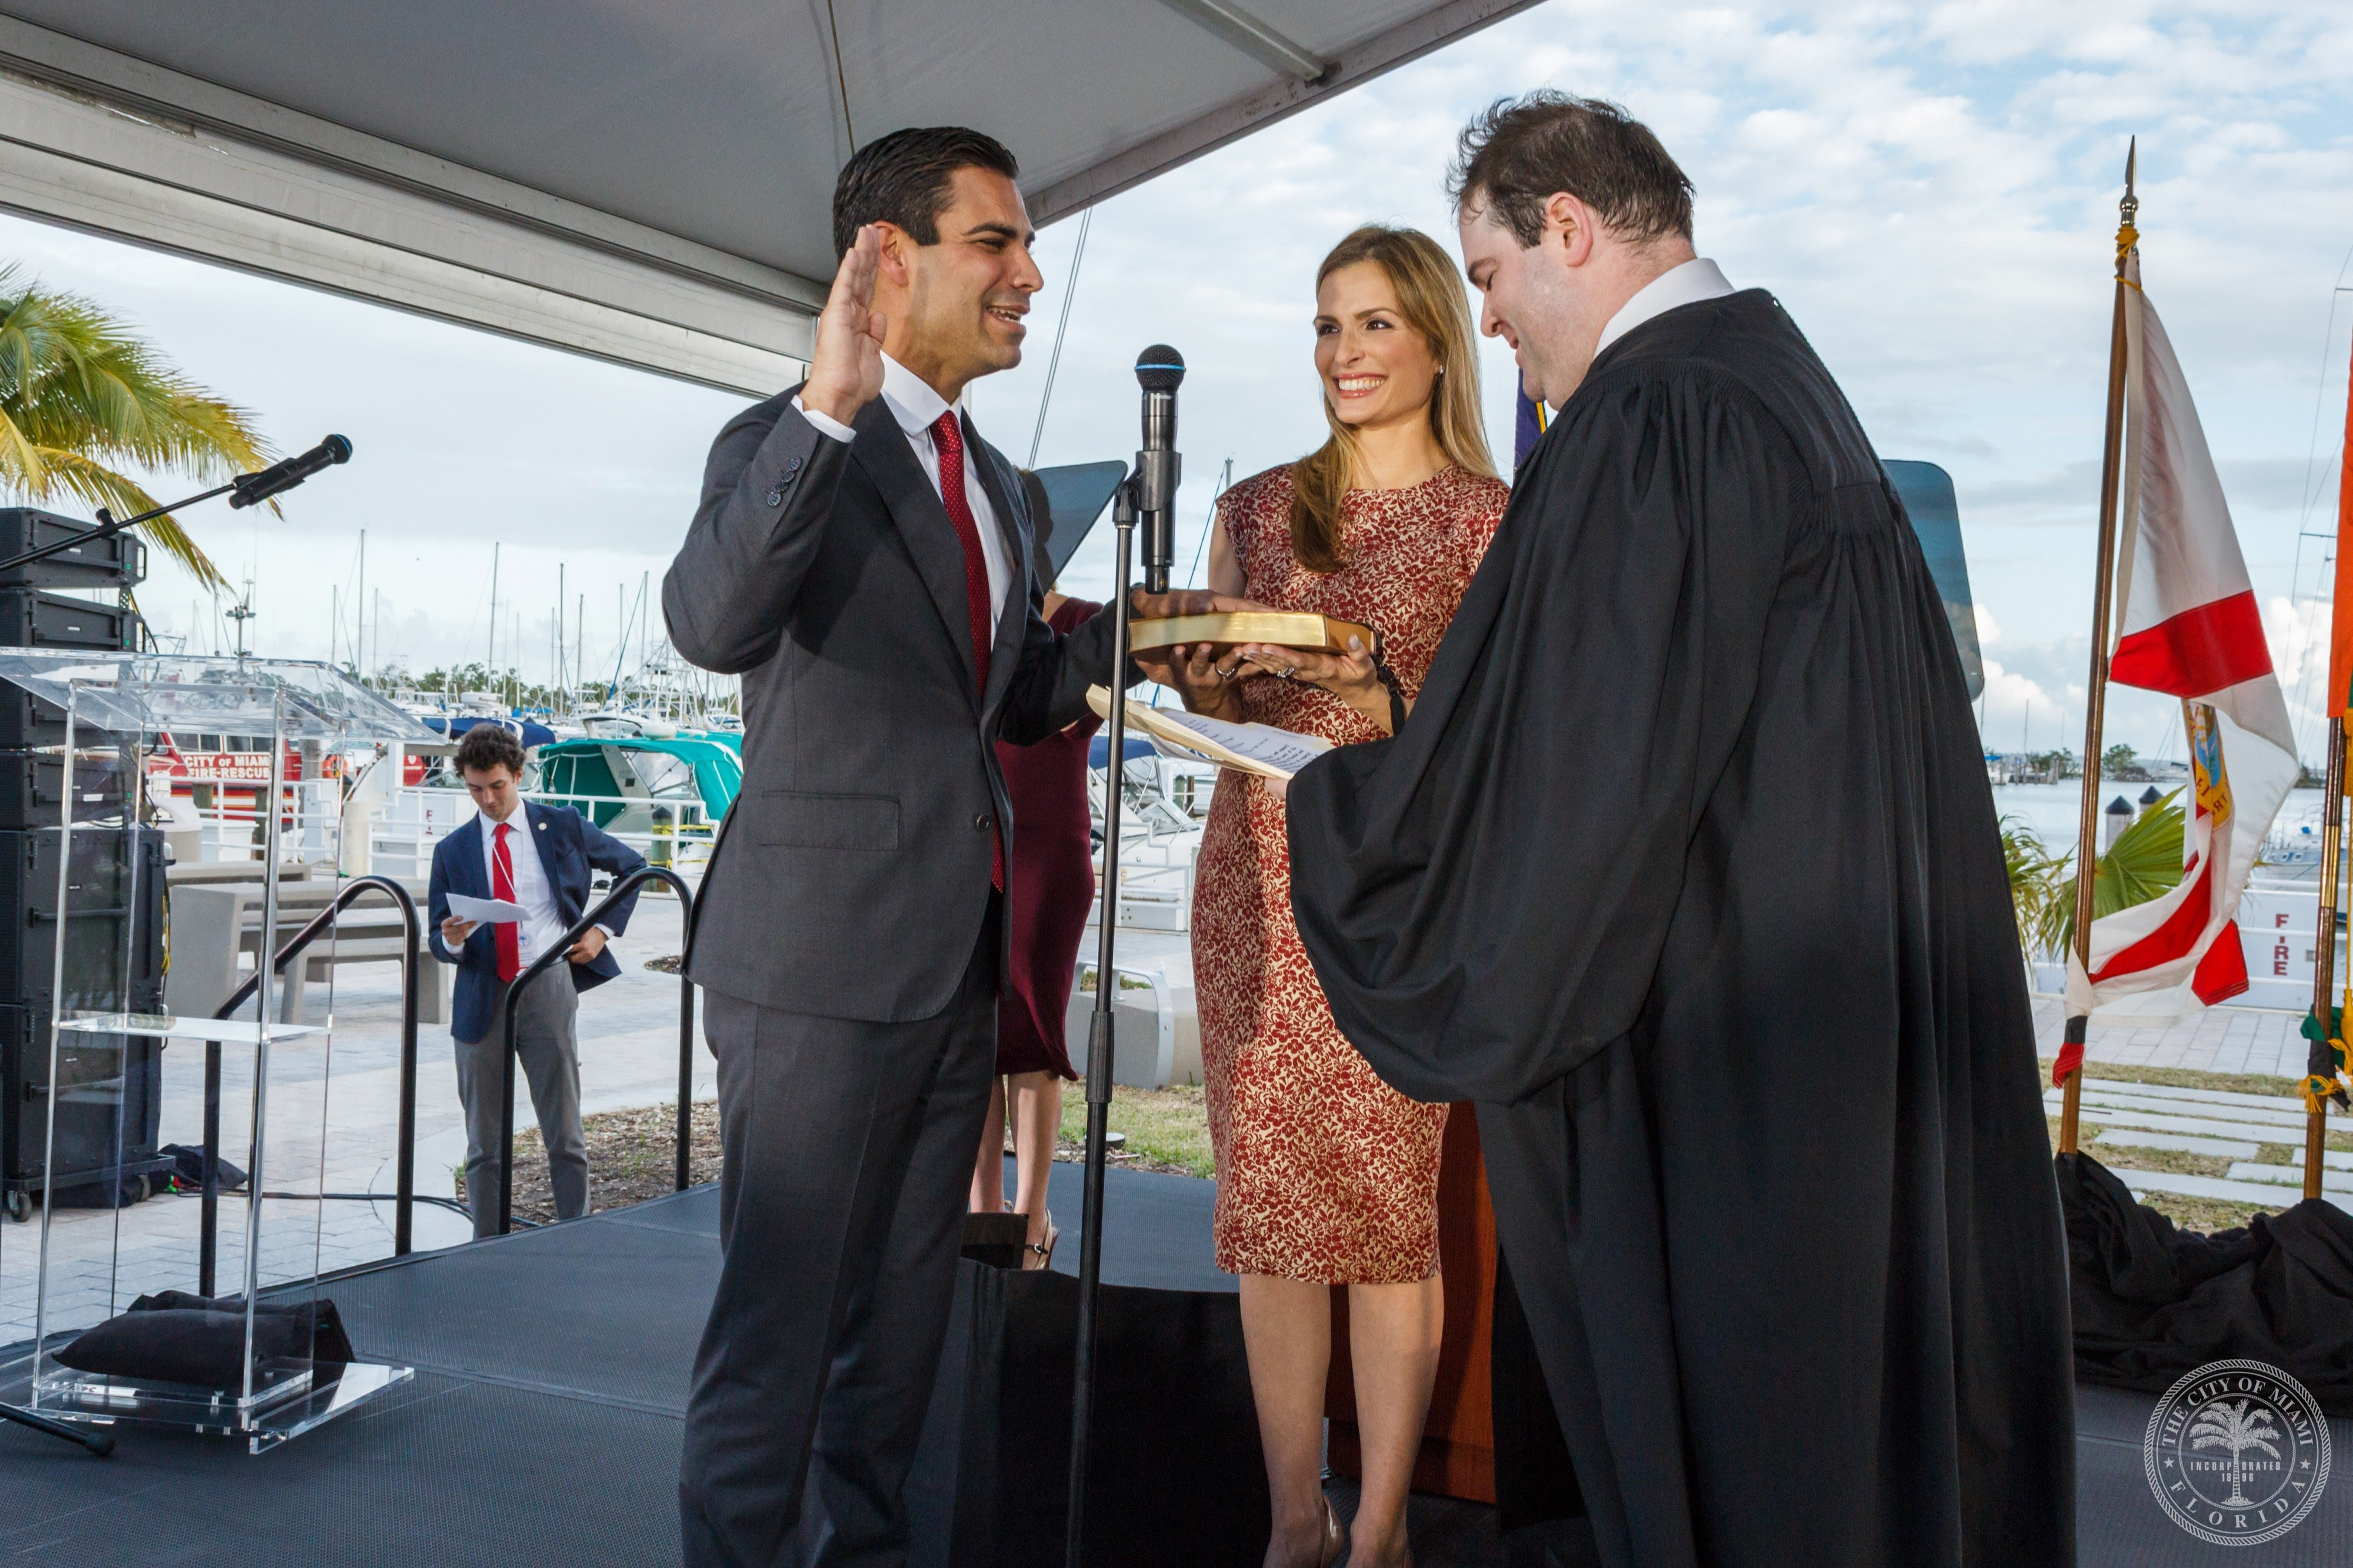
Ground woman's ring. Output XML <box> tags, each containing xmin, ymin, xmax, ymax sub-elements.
<box><xmin>1214</xmin><ymin>663</ymin><xmax>1238</xmax><ymax>681</ymax></box>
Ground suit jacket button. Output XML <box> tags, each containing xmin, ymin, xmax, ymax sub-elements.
<box><xmin>974</xmin><ymin>813</ymin><xmax>992</xmax><ymax>832</ymax></box>
<box><xmin>785</xmin><ymin>455</ymin><xmax>804</xmax><ymax>475</ymax></box>
<box><xmin>764</xmin><ymin>482</ymin><xmax>785</xmax><ymax>507</ymax></box>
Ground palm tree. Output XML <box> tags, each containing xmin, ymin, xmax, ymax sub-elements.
<box><xmin>0</xmin><ymin>266</ymin><xmax>276</xmax><ymax>590</ymax></box>
<box><xmin>2188</xmin><ymin>1397</ymin><xmax>2284</xmax><ymax>1508</ymax></box>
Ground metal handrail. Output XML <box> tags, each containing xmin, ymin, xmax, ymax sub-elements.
<box><xmin>496</xmin><ymin>867</ymin><xmax>696</xmax><ymax>1235</ymax></box>
<box><xmin>202</xmin><ymin>875</ymin><xmax>423</xmax><ymax>1295</ymax></box>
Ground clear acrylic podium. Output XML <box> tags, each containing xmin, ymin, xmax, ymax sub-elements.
<box><xmin>0</xmin><ymin>653</ymin><xmax>433</xmax><ymax>1449</ymax></box>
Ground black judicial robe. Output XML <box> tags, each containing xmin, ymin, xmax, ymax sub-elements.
<box><xmin>1287</xmin><ymin>291</ymin><xmax>2075</xmax><ymax>1567</ymax></box>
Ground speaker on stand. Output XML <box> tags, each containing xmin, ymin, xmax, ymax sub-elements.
<box><xmin>0</xmin><ymin>508</ymin><xmax>165</xmax><ymax>1223</ymax></box>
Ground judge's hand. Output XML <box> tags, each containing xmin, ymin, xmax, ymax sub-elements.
<box><xmin>1126</xmin><ymin>587</ymin><xmax>1227</xmax><ymax>620</ymax></box>
<box><xmin>567</xmin><ymin>927</ymin><xmax>609</xmax><ymax>966</ymax></box>
<box><xmin>802</xmin><ymin>225</ymin><xmax>887</xmax><ymax>426</ymax></box>
<box><xmin>1126</xmin><ymin>587</ymin><xmax>1226</xmax><ymax>690</ymax></box>
<box><xmin>439</xmin><ymin>915</ymin><xmax>478</xmax><ymax>948</ymax></box>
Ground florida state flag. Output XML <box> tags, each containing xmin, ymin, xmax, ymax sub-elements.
<box><xmin>2059</xmin><ymin>251</ymin><xmax>2298</xmax><ymax>1067</ymax></box>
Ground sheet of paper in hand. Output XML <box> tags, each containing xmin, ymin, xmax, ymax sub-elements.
<box><xmin>447</xmin><ymin>892</ymin><xmax>528</xmax><ymax>925</ymax></box>
<box><xmin>1086</xmin><ymin>686</ymin><xmax>1332</xmax><ymax>780</ymax></box>
<box><xmin>1126</xmin><ymin>611</ymin><xmax>1375</xmax><ymax>655</ymax></box>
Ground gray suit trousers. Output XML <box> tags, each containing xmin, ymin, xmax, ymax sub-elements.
<box><xmin>452</xmin><ymin>965</ymin><xmax>586</xmax><ymax>1239</ymax></box>
<box><xmin>679</xmin><ymin>904</ymin><xmax>999</xmax><ymax>1568</ymax></box>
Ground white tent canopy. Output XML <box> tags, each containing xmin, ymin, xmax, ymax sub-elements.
<box><xmin>0</xmin><ymin>1</ymin><xmax>1534</xmax><ymax>394</ymax></box>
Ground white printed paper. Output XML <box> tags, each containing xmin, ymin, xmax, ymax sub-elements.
<box><xmin>448</xmin><ymin>892</ymin><xmax>528</xmax><ymax>925</ymax></box>
<box><xmin>1148</xmin><ymin>709</ymin><xmax>1331</xmax><ymax>778</ymax></box>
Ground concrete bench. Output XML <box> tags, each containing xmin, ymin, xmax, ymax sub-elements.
<box><xmin>165</xmin><ymin>878</ymin><xmax>445</xmax><ymax>1027</ymax></box>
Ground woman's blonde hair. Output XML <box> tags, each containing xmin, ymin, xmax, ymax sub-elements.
<box><xmin>1288</xmin><ymin>224</ymin><xmax>1495</xmax><ymax>574</ymax></box>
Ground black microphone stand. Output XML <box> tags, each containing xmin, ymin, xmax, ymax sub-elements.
<box><xmin>1065</xmin><ymin>477</ymin><xmax>1138</xmax><ymax>1565</ymax></box>
<box><xmin>0</xmin><ymin>435</ymin><xmax>352</xmax><ymax>583</ymax></box>
<box><xmin>0</xmin><ymin>487</ymin><xmax>235</xmax><ymax>582</ymax></box>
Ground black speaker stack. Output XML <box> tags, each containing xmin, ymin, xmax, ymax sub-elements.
<box><xmin>0</xmin><ymin>508</ymin><xmax>168</xmax><ymax>1221</ymax></box>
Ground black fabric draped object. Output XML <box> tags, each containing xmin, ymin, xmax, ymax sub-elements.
<box><xmin>2059</xmin><ymin>1151</ymin><xmax>2353</xmax><ymax>1416</ymax></box>
<box><xmin>1286</xmin><ymin>291</ymin><xmax>2077</xmax><ymax>1567</ymax></box>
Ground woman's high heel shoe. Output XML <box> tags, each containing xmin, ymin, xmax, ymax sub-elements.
<box><xmin>1025</xmin><ymin>1213</ymin><xmax>1060</xmax><ymax>1270</ymax></box>
<box><xmin>1318</xmin><ymin>1496</ymin><xmax>1348</xmax><ymax>1568</ymax></box>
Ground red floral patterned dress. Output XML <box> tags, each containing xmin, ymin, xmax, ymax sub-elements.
<box><xmin>1192</xmin><ymin>463</ymin><xmax>1507</xmax><ymax>1283</ymax></box>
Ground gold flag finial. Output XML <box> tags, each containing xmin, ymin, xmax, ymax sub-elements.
<box><xmin>2116</xmin><ymin>137</ymin><xmax>2139</xmax><ymax>274</ymax></box>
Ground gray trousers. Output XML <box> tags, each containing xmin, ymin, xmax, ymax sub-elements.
<box><xmin>679</xmin><ymin>903</ymin><xmax>999</xmax><ymax>1568</ymax></box>
<box><xmin>453</xmin><ymin>965</ymin><xmax>587</xmax><ymax>1239</ymax></box>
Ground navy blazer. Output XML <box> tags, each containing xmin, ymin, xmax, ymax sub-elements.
<box><xmin>428</xmin><ymin>800</ymin><xmax>648</xmax><ymax>1044</ymax></box>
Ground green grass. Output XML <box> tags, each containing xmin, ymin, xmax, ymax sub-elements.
<box><xmin>1055</xmin><ymin>1082</ymin><xmax>1215</xmax><ymax>1180</ymax></box>
<box><xmin>2040</xmin><ymin>1056</ymin><xmax>2351</xmax><ymax>1230</ymax></box>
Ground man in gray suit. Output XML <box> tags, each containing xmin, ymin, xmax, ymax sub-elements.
<box><xmin>664</xmin><ymin>126</ymin><xmax>1200</xmax><ymax>1566</ymax></box>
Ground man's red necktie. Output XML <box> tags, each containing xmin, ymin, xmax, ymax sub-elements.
<box><xmin>492</xmin><ymin>819</ymin><xmax>522</xmax><ymax>982</ymax></box>
<box><xmin>930</xmin><ymin>412</ymin><xmax>1004</xmax><ymax>892</ymax></box>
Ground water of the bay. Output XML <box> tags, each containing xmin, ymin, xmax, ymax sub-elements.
<box><xmin>1988</xmin><ymin>782</ymin><xmax>2326</xmax><ymax>861</ymax></box>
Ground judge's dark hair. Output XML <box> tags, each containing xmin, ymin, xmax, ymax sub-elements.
<box><xmin>1448</xmin><ymin>93</ymin><xmax>1693</xmax><ymax>247</ymax></box>
<box><xmin>454</xmin><ymin>724</ymin><xmax>526</xmax><ymax>779</ymax></box>
<box><xmin>832</xmin><ymin>127</ymin><xmax>1019</xmax><ymax>260</ymax></box>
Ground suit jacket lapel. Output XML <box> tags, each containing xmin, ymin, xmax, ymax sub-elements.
<box><xmin>964</xmin><ymin>413</ymin><xmax>1032</xmax><ymax>717</ymax></box>
<box><xmin>852</xmin><ymin>398</ymin><xmax>980</xmax><ymax>701</ymax></box>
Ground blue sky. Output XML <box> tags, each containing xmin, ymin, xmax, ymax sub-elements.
<box><xmin>7</xmin><ymin>0</ymin><xmax>2351</xmax><ymax>763</ymax></box>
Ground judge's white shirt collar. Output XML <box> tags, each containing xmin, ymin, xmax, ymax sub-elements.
<box><xmin>1594</xmin><ymin>257</ymin><xmax>1736</xmax><ymax>359</ymax></box>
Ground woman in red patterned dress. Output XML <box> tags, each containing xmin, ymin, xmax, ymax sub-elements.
<box><xmin>1161</xmin><ymin>225</ymin><xmax>1507</xmax><ymax>1568</ymax></box>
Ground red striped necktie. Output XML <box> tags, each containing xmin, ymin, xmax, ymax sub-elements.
<box><xmin>929</xmin><ymin>411</ymin><xmax>1003</xmax><ymax>892</ymax></box>
<box><xmin>492</xmin><ymin>820</ymin><xmax>522</xmax><ymax>982</ymax></box>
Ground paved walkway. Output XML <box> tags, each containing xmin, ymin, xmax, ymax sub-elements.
<box><xmin>2029</xmin><ymin>993</ymin><xmax>2311</xmax><ymax>1078</ymax></box>
<box><xmin>0</xmin><ymin>894</ymin><xmax>712</xmax><ymax>1345</ymax></box>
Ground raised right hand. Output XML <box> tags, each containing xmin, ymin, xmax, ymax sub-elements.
<box><xmin>801</xmin><ymin>225</ymin><xmax>888</xmax><ymax>426</ymax></box>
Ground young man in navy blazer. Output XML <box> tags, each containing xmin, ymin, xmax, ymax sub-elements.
<box><xmin>428</xmin><ymin>723</ymin><xmax>646</xmax><ymax>1237</ymax></box>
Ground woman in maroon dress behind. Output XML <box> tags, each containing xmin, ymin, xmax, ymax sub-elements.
<box><xmin>970</xmin><ymin>508</ymin><xmax>1100</xmax><ymax>1267</ymax></box>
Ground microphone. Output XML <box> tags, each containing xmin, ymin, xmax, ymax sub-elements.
<box><xmin>1133</xmin><ymin>346</ymin><xmax>1184</xmax><ymax>593</ymax></box>
<box><xmin>229</xmin><ymin>434</ymin><xmax>352</xmax><ymax>509</ymax></box>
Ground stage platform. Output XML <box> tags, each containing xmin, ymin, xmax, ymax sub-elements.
<box><xmin>1</xmin><ymin>1162</ymin><xmax>2346</xmax><ymax>1566</ymax></box>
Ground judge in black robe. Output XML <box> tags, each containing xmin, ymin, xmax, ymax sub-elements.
<box><xmin>1284</xmin><ymin>283</ymin><xmax>2075</xmax><ymax>1563</ymax></box>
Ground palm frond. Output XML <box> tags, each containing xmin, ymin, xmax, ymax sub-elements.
<box><xmin>2026</xmin><ymin>790</ymin><xmax>2188</xmax><ymax>960</ymax></box>
<box><xmin>0</xmin><ymin>270</ymin><xmax>280</xmax><ymax>592</ymax></box>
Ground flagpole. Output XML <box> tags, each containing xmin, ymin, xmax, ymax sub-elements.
<box><xmin>2307</xmin><ymin>726</ymin><xmax>2341</xmax><ymax>1199</ymax></box>
<box><xmin>2058</xmin><ymin>140</ymin><xmax>2139</xmax><ymax>1156</ymax></box>
<box><xmin>2307</xmin><ymin>322</ymin><xmax>2353</xmax><ymax>1194</ymax></box>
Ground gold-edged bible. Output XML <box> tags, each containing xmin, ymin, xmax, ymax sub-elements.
<box><xmin>1127</xmin><ymin>611</ymin><xmax>1375</xmax><ymax>655</ymax></box>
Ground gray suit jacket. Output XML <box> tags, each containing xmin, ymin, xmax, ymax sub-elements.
<box><xmin>663</xmin><ymin>388</ymin><xmax>1125</xmax><ymax>1021</ymax></box>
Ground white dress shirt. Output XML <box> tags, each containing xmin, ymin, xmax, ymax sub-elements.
<box><xmin>1595</xmin><ymin>257</ymin><xmax>1738</xmax><ymax>359</ymax></box>
<box><xmin>794</xmin><ymin>354</ymin><xmax>1012</xmax><ymax>643</ymax></box>
<box><xmin>479</xmin><ymin>807</ymin><xmax>584</xmax><ymax>968</ymax></box>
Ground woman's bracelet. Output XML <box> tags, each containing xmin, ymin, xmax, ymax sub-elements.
<box><xmin>1371</xmin><ymin>658</ymin><xmax>1408</xmax><ymax>735</ymax></box>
